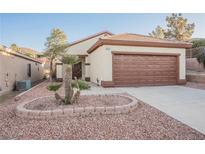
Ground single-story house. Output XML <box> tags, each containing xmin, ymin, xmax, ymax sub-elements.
<box><xmin>56</xmin><ymin>31</ymin><xmax>192</xmax><ymax>87</ymax></box>
<box><xmin>0</xmin><ymin>46</ymin><xmax>44</xmax><ymax>95</ymax></box>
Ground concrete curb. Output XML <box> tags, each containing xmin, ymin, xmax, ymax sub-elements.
<box><xmin>14</xmin><ymin>80</ymin><xmax>47</xmax><ymax>101</ymax></box>
<box><xmin>15</xmin><ymin>94</ymin><xmax>138</xmax><ymax>119</ymax></box>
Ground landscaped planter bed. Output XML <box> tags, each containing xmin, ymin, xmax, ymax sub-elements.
<box><xmin>16</xmin><ymin>94</ymin><xmax>138</xmax><ymax>119</ymax></box>
<box><xmin>0</xmin><ymin>81</ymin><xmax>205</xmax><ymax>139</ymax></box>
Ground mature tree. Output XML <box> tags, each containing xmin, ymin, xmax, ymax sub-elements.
<box><xmin>44</xmin><ymin>28</ymin><xmax>68</xmax><ymax>81</ymax></box>
<box><xmin>61</xmin><ymin>54</ymin><xmax>79</xmax><ymax>104</ymax></box>
<box><xmin>165</xmin><ymin>13</ymin><xmax>195</xmax><ymax>41</ymax></box>
<box><xmin>149</xmin><ymin>26</ymin><xmax>165</xmax><ymax>39</ymax></box>
<box><xmin>10</xmin><ymin>43</ymin><xmax>20</xmax><ymax>52</ymax></box>
<box><xmin>150</xmin><ymin>14</ymin><xmax>195</xmax><ymax>42</ymax></box>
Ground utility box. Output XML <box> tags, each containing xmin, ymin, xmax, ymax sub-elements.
<box><xmin>16</xmin><ymin>80</ymin><xmax>31</xmax><ymax>91</ymax></box>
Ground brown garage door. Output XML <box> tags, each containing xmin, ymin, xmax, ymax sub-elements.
<box><xmin>112</xmin><ymin>53</ymin><xmax>178</xmax><ymax>86</ymax></box>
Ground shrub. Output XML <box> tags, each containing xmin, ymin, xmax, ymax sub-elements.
<box><xmin>192</xmin><ymin>39</ymin><xmax>205</xmax><ymax>48</ymax></box>
<box><xmin>47</xmin><ymin>84</ymin><xmax>62</xmax><ymax>92</ymax></box>
<box><xmin>72</xmin><ymin>80</ymin><xmax>90</xmax><ymax>90</ymax></box>
<box><xmin>196</xmin><ymin>51</ymin><xmax>205</xmax><ymax>68</ymax></box>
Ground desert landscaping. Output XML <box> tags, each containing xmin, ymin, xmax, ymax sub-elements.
<box><xmin>0</xmin><ymin>81</ymin><xmax>204</xmax><ymax>139</ymax></box>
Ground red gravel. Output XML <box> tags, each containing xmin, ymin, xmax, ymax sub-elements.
<box><xmin>0</xmin><ymin>81</ymin><xmax>205</xmax><ymax>140</ymax></box>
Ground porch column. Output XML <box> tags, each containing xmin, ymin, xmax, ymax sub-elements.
<box><xmin>81</xmin><ymin>57</ymin><xmax>85</xmax><ymax>80</ymax></box>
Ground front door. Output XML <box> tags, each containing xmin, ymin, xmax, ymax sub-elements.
<box><xmin>72</xmin><ymin>62</ymin><xmax>82</xmax><ymax>79</ymax></box>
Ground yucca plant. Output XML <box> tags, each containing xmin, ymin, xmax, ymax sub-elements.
<box><xmin>61</xmin><ymin>54</ymin><xmax>80</xmax><ymax>104</ymax></box>
<box><xmin>47</xmin><ymin>84</ymin><xmax>64</xmax><ymax>104</ymax></box>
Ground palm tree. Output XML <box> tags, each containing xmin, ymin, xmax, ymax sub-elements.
<box><xmin>61</xmin><ymin>54</ymin><xmax>79</xmax><ymax>104</ymax></box>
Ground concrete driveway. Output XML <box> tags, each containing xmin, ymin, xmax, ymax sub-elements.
<box><xmin>125</xmin><ymin>86</ymin><xmax>205</xmax><ymax>134</ymax></box>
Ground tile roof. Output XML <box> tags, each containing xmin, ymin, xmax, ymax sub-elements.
<box><xmin>87</xmin><ymin>33</ymin><xmax>192</xmax><ymax>53</ymax></box>
<box><xmin>1</xmin><ymin>49</ymin><xmax>42</xmax><ymax>64</ymax></box>
<box><xmin>103</xmin><ymin>33</ymin><xmax>192</xmax><ymax>44</ymax></box>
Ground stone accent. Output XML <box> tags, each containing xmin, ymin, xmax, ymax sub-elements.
<box><xmin>186</xmin><ymin>58</ymin><xmax>204</xmax><ymax>72</ymax></box>
<box><xmin>186</xmin><ymin>74</ymin><xmax>205</xmax><ymax>83</ymax></box>
<box><xmin>15</xmin><ymin>94</ymin><xmax>138</xmax><ymax>119</ymax></box>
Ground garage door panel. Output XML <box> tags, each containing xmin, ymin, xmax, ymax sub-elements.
<box><xmin>113</xmin><ymin>61</ymin><xmax>176</xmax><ymax>66</ymax></box>
<box><xmin>113</xmin><ymin>54</ymin><xmax>177</xmax><ymax>86</ymax></box>
<box><xmin>112</xmin><ymin>72</ymin><xmax>176</xmax><ymax>79</ymax></box>
<box><xmin>114</xmin><ymin>76</ymin><xmax>176</xmax><ymax>81</ymax></box>
<box><xmin>114</xmin><ymin>67</ymin><xmax>176</xmax><ymax>71</ymax></box>
<box><xmin>114</xmin><ymin>80</ymin><xmax>176</xmax><ymax>86</ymax></box>
<box><xmin>113</xmin><ymin>62</ymin><xmax>176</xmax><ymax>68</ymax></box>
<box><xmin>114</xmin><ymin>70</ymin><xmax>176</xmax><ymax>75</ymax></box>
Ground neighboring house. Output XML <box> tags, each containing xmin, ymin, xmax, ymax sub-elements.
<box><xmin>56</xmin><ymin>31</ymin><xmax>192</xmax><ymax>87</ymax></box>
<box><xmin>38</xmin><ymin>57</ymin><xmax>51</xmax><ymax>78</ymax></box>
<box><xmin>0</xmin><ymin>46</ymin><xmax>44</xmax><ymax>96</ymax></box>
<box><xmin>17</xmin><ymin>46</ymin><xmax>50</xmax><ymax>79</ymax></box>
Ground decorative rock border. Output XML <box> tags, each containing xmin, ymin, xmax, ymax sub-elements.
<box><xmin>15</xmin><ymin>94</ymin><xmax>138</xmax><ymax>119</ymax></box>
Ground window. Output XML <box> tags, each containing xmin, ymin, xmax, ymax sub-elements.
<box><xmin>27</xmin><ymin>64</ymin><xmax>31</xmax><ymax>77</ymax></box>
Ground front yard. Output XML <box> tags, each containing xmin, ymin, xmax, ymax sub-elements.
<box><xmin>0</xmin><ymin>81</ymin><xmax>204</xmax><ymax>139</ymax></box>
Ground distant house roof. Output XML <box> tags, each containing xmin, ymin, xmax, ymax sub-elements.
<box><xmin>69</xmin><ymin>31</ymin><xmax>113</xmax><ymax>47</ymax></box>
<box><xmin>1</xmin><ymin>49</ymin><xmax>42</xmax><ymax>64</ymax></box>
<box><xmin>19</xmin><ymin>47</ymin><xmax>42</xmax><ymax>56</ymax></box>
<box><xmin>87</xmin><ymin>33</ymin><xmax>192</xmax><ymax>53</ymax></box>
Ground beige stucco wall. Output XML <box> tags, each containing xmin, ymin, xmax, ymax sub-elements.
<box><xmin>0</xmin><ymin>52</ymin><xmax>44</xmax><ymax>95</ymax></box>
<box><xmin>85</xmin><ymin>56</ymin><xmax>90</xmax><ymax>78</ymax></box>
<box><xmin>89</xmin><ymin>45</ymin><xmax>186</xmax><ymax>85</ymax></box>
<box><xmin>56</xmin><ymin>64</ymin><xmax>63</xmax><ymax>79</ymax></box>
<box><xmin>58</xmin><ymin>33</ymin><xmax>112</xmax><ymax>79</ymax></box>
<box><xmin>68</xmin><ymin>33</ymin><xmax>110</xmax><ymax>55</ymax></box>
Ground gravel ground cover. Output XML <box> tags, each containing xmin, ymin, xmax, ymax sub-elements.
<box><xmin>0</xmin><ymin>81</ymin><xmax>204</xmax><ymax>139</ymax></box>
<box><xmin>24</xmin><ymin>95</ymin><xmax>131</xmax><ymax>111</ymax></box>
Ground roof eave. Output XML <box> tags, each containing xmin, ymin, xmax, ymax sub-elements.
<box><xmin>69</xmin><ymin>31</ymin><xmax>113</xmax><ymax>47</ymax></box>
<box><xmin>87</xmin><ymin>39</ymin><xmax>192</xmax><ymax>54</ymax></box>
<box><xmin>2</xmin><ymin>50</ymin><xmax>42</xmax><ymax>64</ymax></box>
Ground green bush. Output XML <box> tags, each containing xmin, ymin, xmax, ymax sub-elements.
<box><xmin>72</xmin><ymin>80</ymin><xmax>90</xmax><ymax>90</ymax></box>
<box><xmin>192</xmin><ymin>39</ymin><xmax>205</xmax><ymax>48</ymax></box>
<box><xmin>47</xmin><ymin>84</ymin><xmax>62</xmax><ymax>92</ymax></box>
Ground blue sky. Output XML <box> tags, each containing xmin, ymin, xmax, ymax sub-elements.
<box><xmin>0</xmin><ymin>13</ymin><xmax>205</xmax><ymax>51</ymax></box>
